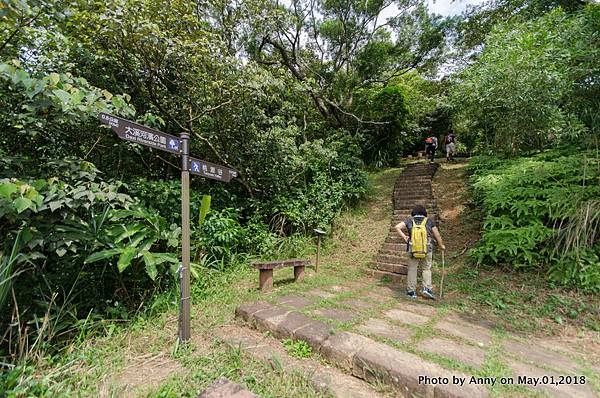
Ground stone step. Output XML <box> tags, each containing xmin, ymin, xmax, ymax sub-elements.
<box><xmin>394</xmin><ymin>197</ymin><xmax>436</xmax><ymax>202</ymax></box>
<box><xmin>394</xmin><ymin>190</ymin><xmax>431</xmax><ymax>196</ymax></box>
<box><xmin>216</xmin><ymin>325</ymin><xmax>385</xmax><ymax>398</ymax></box>
<box><xmin>394</xmin><ymin>186</ymin><xmax>432</xmax><ymax>191</ymax></box>
<box><xmin>380</xmin><ymin>243</ymin><xmax>406</xmax><ymax>252</ymax></box>
<box><xmin>393</xmin><ymin>194</ymin><xmax>432</xmax><ymax>199</ymax></box>
<box><xmin>395</xmin><ymin>179</ymin><xmax>431</xmax><ymax>183</ymax></box>
<box><xmin>376</xmin><ymin>253</ymin><xmax>410</xmax><ymax>264</ymax></box>
<box><xmin>198</xmin><ymin>378</ymin><xmax>259</xmax><ymax>398</ymax></box>
<box><xmin>364</xmin><ymin>268</ymin><xmax>405</xmax><ymax>283</ymax></box>
<box><xmin>400</xmin><ymin>173</ymin><xmax>432</xmax><ymax>180</ymax></box>
<box><xmin>385</xmin><ymin>235</ymin><xmax>404</xmax><ymax>243</ymax></box>
<box><xmin>388</xmin><ymin>223</ymin><xmax>437</xmax><ymax>233</ymax></box>
<box><xmin>391</xmin><ymin>214</ymin><xmax>439</xmax><ymax>223</ymax></box>
<box><xmin>393</xmin><ymin>209</ymin><xmax>438</xmax><ymax>215</ymax></box>
<box><xmin>394</xmin><ymin>190</ymin><xmax>433</xmax><ymax>195</ymax></box>
<box><xmin>370</xmin><ymin>261</ymin><xmax>408</xmax><ymax>274</ymax></box>
<box><xmin>395</xmin><ymin>181</ymin><xmax>431</xmax><ymax>186</ymax></box>
<box><xmin>399</xmin><ymin>172</ymin><xmax>435</xmax><ymax>177</ymax></box>
<box><xmin>395</xmin><ymin>198</ymin><xmax>436</xmax><ymax>204</ymax></box>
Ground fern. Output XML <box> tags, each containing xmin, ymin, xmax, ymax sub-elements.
<box><xmin>468</xmin><ymin>149</ymin><xmax>599</xmax><ymax>292</ymax></box>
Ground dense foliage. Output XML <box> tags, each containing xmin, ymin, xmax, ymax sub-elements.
<box><xmin>468</xmin><ymin>149</ymin><xmax>600</xmax><ymax>292</ymax></box>
<box><xmin>452</xmin><ymin>4</ymin><xmax>598</xmax><ymax>153</ymax></box>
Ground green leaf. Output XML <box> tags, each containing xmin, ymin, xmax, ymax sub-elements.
<box><xmin>84</xmin><ymin>248</ymin><xmax>122</xmax><ymax>264</ymax></box>
<box><xmin>49</xmin><ymin>201</ymin><xmax>62</xmax><ymax>212</ymax></box>
<box><xmin>13</xmin><ymin>197</ymin><xmax>32</xmax><ymax>213</ymax></box>
<box><xmin>0</xmin><ymin>183</ymin><xmax>17</xmax><ymax>198</ymax></box>
<box><xmin>71</xmin><ymin>89</ymin><xmax>85</xmax><ymax>105</ymax></box>
<box><xmin>49</xmin><ymin>72</ymin><xmax>60</xmax><ymax>85</ymax></box>
<box><xmin>13</xmin><ymin>69</ymin><xmax>29</xmax><ymax>84</ymax></box>
<box><xmin>56</xmin><ymin>247</ymin><xmax>67</xmax><ymax>257</ymax></box>
<box><xmin>142</xmin><ymin>251</ymin><xmax>158</xmax><ymax>280</ymax></box>
<box><xmin>52</xmin><ymin>89</ymin><xmax>71</xmax><ymax>105</ymax></box>
<box><xmin>152</xmin><ymin>253</ymin><xmax>179</xmax><ymax>264</ymax></box>
<box><xmin>111</xmin><ymin>95</ymin><xmax>125</xmax><ymax>109</ymax></box>
<box><xmin>117</xmin><ymin>247</ymin><xmax>137</xmax><ymax>273</ymax></box>
<box><xmin>199</xmin><ymin>195</ymin><xmax>211</xmax><ymax>226</ymax></box>
<box><xmin>190</xmin><ymin>262</ymin><xmax>202</xmax><ymax>279</ymax></box>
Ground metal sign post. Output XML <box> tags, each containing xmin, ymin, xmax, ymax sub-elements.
<box><xmin>99</xmin><ymin>113</ymin><xmax>237</xmax><ymax>344</ymax></box>
<box><xmin>313</xmin><ymin>229</ymin><xmax>326</xmax><ymax>272</ymax></box>
<box><xmin>180</xmin><ymin>131</ymin><xmax>191</xmax><ymax>342</ymax></box>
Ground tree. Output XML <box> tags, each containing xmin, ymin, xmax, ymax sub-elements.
<box><xmin>451</xmin><ymin>5</ymin><xmax>599</xmax><ymax>154</ymax></box>
<box><xmin>243</xmin><ymin>0</ymin><xmax>450</xmax><ymax>127</ymax></box>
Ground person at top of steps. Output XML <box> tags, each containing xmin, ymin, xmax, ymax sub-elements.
<box><xmin>425</xmin><ymin>136</ymin><xmax>438</xmax><ymax>163</ymax></box>
<box><xmin>445</xmin><ymin>133</ymin><xmax>457</xmax><ymax>162</ymax></box>
<box><xmin>394</xmin><ymin>205</ymin><xmax>445</xmax><ymax>300</ymax></box>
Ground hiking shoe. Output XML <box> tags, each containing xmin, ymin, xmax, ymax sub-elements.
<box><xmin>422</xmin><ymin>287</ymin><xmax>435</xmax><ymax>300</ymax></box>
<box><xmin>407</xmin><ymin>290</ymin><xmax>417</xmax><ymax>299</ymax></box>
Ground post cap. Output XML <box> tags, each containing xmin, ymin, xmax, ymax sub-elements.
<box><xmin>313</xmin><ymin>228</ymin><xmax>326</xmax><ymax>235</ymax></box>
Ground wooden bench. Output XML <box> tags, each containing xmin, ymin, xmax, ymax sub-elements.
<box><xmin>252</xmin><ymin>259</ymin><xmax>311</xmax><ymax>291</ymax></box>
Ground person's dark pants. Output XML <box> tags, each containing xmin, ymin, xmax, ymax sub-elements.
<box><xmin>426</xmin><ymin>145</ymin><xmax>436</xmax><ymax>161</ymax></box>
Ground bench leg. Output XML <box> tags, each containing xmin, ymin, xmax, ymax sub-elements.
<box><xmin>294</xmin><ymin>266</ymin><xmax>305</xmax><ymax>282</ymax></box>
<box><xmin>259</xmin><ymin>269</ymin><xmax>273</xmax><ymax>291</ymax></box>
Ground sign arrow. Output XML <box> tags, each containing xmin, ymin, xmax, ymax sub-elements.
<box><xmin>188</xmin><ymin>157</ymin><xmax>238</xmax><ymax>182</ymax></box>
<box><xmin>99</xmin><ymin>113</ymin><xmax>182</xmax><ymax>155</ymax></box>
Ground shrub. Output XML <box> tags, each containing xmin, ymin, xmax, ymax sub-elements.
<box><xmin>0</xmin><ymin>157</ymin><xmax>180</xmax><ymax>358</ymax></box>
<box><xmin>468</xmin><ymin>149</ymin><xmax>600</xmax><ymax>292</ymax></box>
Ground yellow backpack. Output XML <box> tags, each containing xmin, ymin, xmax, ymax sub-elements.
<box><xmin>410</xmin><ymin>217</ymin><xmax>428</xmax><ymax>259</ymax></box>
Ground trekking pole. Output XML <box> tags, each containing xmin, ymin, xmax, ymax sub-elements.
<box><xmin>439</xmin><ymin>250</ymin><xmax>446</xmax><ymax>300</ymax></box>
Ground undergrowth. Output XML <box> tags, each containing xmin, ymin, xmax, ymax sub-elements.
<box><xmin>467</xmin><ymin>148</ymin><xmax>600</xmax><ymax>292</ymax></box>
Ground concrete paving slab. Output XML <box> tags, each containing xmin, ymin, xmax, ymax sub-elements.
<box><xmin>305</xmin><ymin>289</ymin><xmax>336</xmax><ymax>299</ymax></box>
<box><xmin>320</xmin><ymin>331</ymin><xmax>372</xmax><ymax>371</ymax></box>
<box><xmin>417</xmin><ymin>336</ymin><xmax>486</xmax><ymax>368</ymax></box>
<box><xmin>274</xmin><ymin>294</ymin><xmax>315</xmax><ymax>309</ymax></box>
<box><xmin>314</xmin><ymin>308</ymin><xmax>359</xmax><ymax>324</ymax></box>
<box><xmin>503</xmin><ymin>339</ymin><xmax>581</xmax><ymax>373</ymax></box>
<box><xmin>274</xmin><ymin>311</ymin><xmax>314</xmax><ymax>339</ymax></box>
<box><xmin>352</xmin><ymin>339</ymin><xmax>488</xmax><ymax>398</ymax></box>
<box><xmin>357</xmin><ymin>318</ymin><xmax>412</xmax><ymax>342</ymax></box>
<box><xmin>234</xmin><ymin>301</ymin><xmax>273</xmax><ymax>322</ymax></box>
<box><xmin>326</xmin><ymin>285</ymin><xmax>354</xmax><ymax>293</ymax></box>
<box><xmin>396</xmin><ymin>301</ymin><xmax>438</xmax><ymax>317</ymax></box>
<box><xmin>435</xmin><ymin>318</ymin><xmax>492</xmax><ymax>346</ymax></box>
<box><xmin>294</xmin><ymin>321</ymin><xmax>333</xmax><ymax>352</ymax></box>
<box><xmin>384</xmin><ymin>308</ymin><xmax>430</xmax><ymax>326</ymax></box>
<box><xmin>508</xmin><ymin>360</ymin><xmax>596</xmax><ymax>398</ymax></box>
<box><xmin>198</xmin><ymin>377</ymin><xmax>258</xmax><ymax>398</ymax></box>
<box><xmin>252</xmin><ymin>307</ymin><xmax>291</xmax><ymax>334</ymax></box>
<box><xmin>340</xmin><ymin>298</ymin><xmax>374</xmax><ymax>311</ymax></box>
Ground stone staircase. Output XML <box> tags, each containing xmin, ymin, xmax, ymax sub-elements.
<box><xmin>367</xmin><ymin>162</ymin><xmax>439</xmax><ymax>282</ymax></box>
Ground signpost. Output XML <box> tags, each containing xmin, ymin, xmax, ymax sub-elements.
<box><xmin>99</xmin><ymin>113</ymin><xmax>182</xmax><ymax>154</ymax></box>
<box><xmin>189</xmin><ymin>156</ymin><xmax>238</xmax><ymax>182</ymax></box>
<box><xmin>99</xmin><ymin>113</ymin><xmax>237</xmax><ymax>343</ymax></box>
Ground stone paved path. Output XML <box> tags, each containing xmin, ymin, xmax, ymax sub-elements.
<box><xmin>235</xmin><ymin>281</ymin><xmax>598</xmax><ymax>397</ymax></box>
<box><xmin>232</xmin><ymin>162</ymin><xmax>598</xmax><ymax>397</ymax></box>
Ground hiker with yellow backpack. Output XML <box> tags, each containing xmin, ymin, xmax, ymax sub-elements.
<box><xmin>394</xmin><ymin>205</ymin><xmax>445</xmax><ymax>299</ymax></box>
